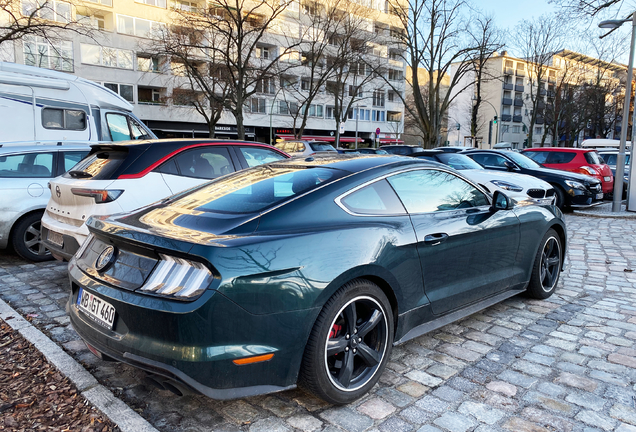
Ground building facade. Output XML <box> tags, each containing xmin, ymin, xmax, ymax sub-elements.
<box><xmin>1</xmin><ymin>0</ymin><xmax>406</xmax><ymax>146</ymax></box>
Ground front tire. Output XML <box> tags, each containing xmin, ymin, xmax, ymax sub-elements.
<box><xmin>552</xmin><ymin>186</ymin><xmax>567</xmax><ymax>210</ymax></box>
<box><xmin>527</xmin><ymin>228</ymin><xmax>562</xmax><ymax>299</ymax></box>
<box><xmin>11</xmin><ymin>212</ymin><xmax>53</xmax><ymax>262</ymax></box>
<box><xmin>299</xmin><ymin>279</ymin><xmax>394</xmax><ymax>405</ymax></box>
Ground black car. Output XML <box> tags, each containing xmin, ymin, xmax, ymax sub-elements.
<box><xmin>433</xmin><ymin>146</ymin><xmax>475</xmax><ymax>153</ymax></box>
<box><xmin>380</xmin><ymin>145</ymin><xmax>424</xmax><ymax>155</ymax></box>
<box><xmin>462</xmin><ymin>149</ymin><xmax>603</xmax><ymax>209</ymax></box>
<box><xmin>342</xmin><ymin>148</ymin><xmax>390</xmax><ymax>155</ymax></box>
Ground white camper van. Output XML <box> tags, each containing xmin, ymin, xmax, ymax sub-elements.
<box><xmin>0</xmin><ymin>62</ymin><xmax>156</xmax><ymax>145</ymax></box>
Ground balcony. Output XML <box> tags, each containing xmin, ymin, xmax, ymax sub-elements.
<box><xmin>516</xmin><ymin>69</ymin><xmax>525</xmax><ymax>77</ymax></box>
<box><xmin>502</xmin><ymin>98</ymin><xmax>512</xmax><ymax>105</ymax></box>
<box><xmin>548</xmin><ymin>77</ymin><xmax>556</xmax><ymax>84</ymax></box>
<box><xmin>501</xmin><ymin>114</ymin><xmax>512</xmax><ymax>122</ymax></box>
<box><xmin>388</xmin><ymin>58</ymin><xmax>404</xmax><ymax>67</ymax></box>
<box><xmin>515</xmin><ymin>85</ymin><xmax>524</xmax><ymax>92</ymax></box>
<box><xmin>503</xmin><ymin>83</ymin><xmax>513</xmax><ymax>90</ymax></box>
<box><xmin>536</xmin><ymin>117</ymin><xmax>544</xmax><ymax>124</ymax></box>
<box><xmin>539</xmin><ymin>88</ymin><xmax>546</xmax><ymax>96</ymax></box>
<box><xmin>514</xmin><ymin>99</ymin><xmax>523</xmax><ymax>107</ymax></box>
<box><xmin>504</xmin><ymin>67</ymin><xmax>514</xmax><ymax>75</ymax></box>
<box><xmin>513</xmin><ymin>115</ymin><xmax>523</xmax><ymax>122</ymax></box>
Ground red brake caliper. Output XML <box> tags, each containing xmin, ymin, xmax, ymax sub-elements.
<box><xmin>329</xmin><ymin>324</ymin><xmax>342</xmax><ymax>339</ymax></box>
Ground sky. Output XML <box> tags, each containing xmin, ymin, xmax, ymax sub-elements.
<box><xmin>482</xmin><ymin>0</ymin><xmax>557</xmax><ymax>30</ymax></box>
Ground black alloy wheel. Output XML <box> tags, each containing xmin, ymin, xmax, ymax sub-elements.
<box><xmin>527</xmin><ymin>228</ymin><xmax>562</xmax><ymax>299</ymax></box>
<box><xmin>300</xmin><ymin>280</ymin><xmax>394</xmax><ymax>404</ymax></box>
<box><xmin>12</xmin><ymin>212</ymin><xmax>52</xmax><ymax>262</ymax></box>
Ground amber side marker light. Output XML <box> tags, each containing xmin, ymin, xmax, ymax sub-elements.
<box><xmin>232</xmin><ymin>353</ymin><xmax>274</xmax><ymax>365</ymax></box>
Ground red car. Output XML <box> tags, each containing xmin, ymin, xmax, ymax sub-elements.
<box><xmin>521</xmin><ymin>148</ymin><xmax>614</xmax><ymax>194</ymax></box>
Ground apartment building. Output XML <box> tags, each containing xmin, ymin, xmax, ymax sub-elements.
<box><xmin>1</xmin><ymin>0</ymin><xmax>406</xmax><ymax>145</ymax></box>
<box><xmin>448</xmin><ymin>50</ymin><xmax>626</xmax><ymax>149</ymax></box>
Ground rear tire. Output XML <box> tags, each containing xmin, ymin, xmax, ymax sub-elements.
<box><xmin>11</xmin><ymin>212</ymin><xmax>52</xmax><ymax>262</ymax></box>
<box><xmin>299</xmin><ymin>279</ymin><xmax>394</xmax><ymax>405</ymax></box>
<box><xmin>527</xmin><ymin>228</ymin><xmax>562</xmax><ymax>299</ymax></box>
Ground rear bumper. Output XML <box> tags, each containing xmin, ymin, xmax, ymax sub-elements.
<box><xmin>41</xmin><ymin>211</ymin><xmax>88</xmax><ymax>261</ymax></box>
<box><xmin>41</xmin><ymin>226</ymin><xmax>80</xmax><ymax>261</ymax></box>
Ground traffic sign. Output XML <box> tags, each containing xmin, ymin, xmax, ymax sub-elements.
<box><xmin>376</xmin><ymin>128</ymin><xmax>381</xmax><ymax>135</ymax></box>
<box><xmin>339</xmin><ymin>122</ymin><xmax>345</xmax><ymax>134</ymax></box>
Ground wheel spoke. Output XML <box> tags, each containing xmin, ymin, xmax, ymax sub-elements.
<box><xmin>358</xmin><ymin>309</ymin><xmax>382</xmax><ymax>338</ymax></box>
<box><xmin>337</xmin><ymin>350</ymin><xmax>355</xmax><ymax>387</ymax></box>
<box><xmin>24</xmin><ymin>238</ymin><xmax>38</xmax><ymax>248</ymax></box>
<box><xmin>545</xmin><ymin>240</ymin><xmax>554</xmax><ymax>257</ymax></box>
<box><xmin>546</xmin><ymin>256</ymin><xmax>560</xmax><ymax>267</ymax></box>
<box><xmin>26</xmin><ymin>226</ymin><xmax>39</xmax><ymax>237</ymax></box>
<box><xmin>356</xmin><ymin>342</ymin><xmax>381</xmax><ymax>367</ymax></box>
<box><xmin>343</xmin><ymin>303</ymin><xmax>357</xmax><ymax>335</ymax></box>
<box><xmin>327</xmin><ymin>337</ymin><xmax>348</xmax><ymax>356</ymax></box>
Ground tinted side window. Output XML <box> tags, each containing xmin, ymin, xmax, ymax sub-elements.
<box><xmin>174</xmin><ymin>147</ymin><xmax>234</xmax><ymax>179</ymax></box>
<box><xmin>469</xmin><ymin>154</ymin><xmax>508</xmax><ymax>168</ymax></box>
<box><xmin>106</xmin><ymin>113</ymin><xmax>131</xmax><ymax>141</ymax></box>
<box><xmin>42</xmin><ymin>108</ymin><xmax>87</xmax><ymax>130</ymax></box>
<box><xmin>239</xmin><ymin>147</ymin><xmax>287</xmax><ymax>167</ymax></box>
<box><xmin>0</xmin><ymin>152</ymin><xmax>54</xmax><ymax>178</ymax></box>
<box><xmin>547</xmin><ymin>152</ymin><xmax>576</xmax><ymax>164</ymax></box>
<box><xmin>388</xmin><ymin>169</ymin><xmax>489</xmax><ymax>213</ymax></box>
<box><xmin>524</xmin><ymin>151</ymin><xmax>549</xmax><ymax>164</ymax></box>
<box><xmin>584</xmin><ymin>151</ymin><xmax>603</xmax><ymax>165</ymax></box>
<box><xmin>156</xmin><ymin>158</ymin><xmax>179</xmax><ymax>175</ymax></box>
<box><xmin>62</xmin><ymin>151</ymin><xmax>90</xmax><ymax>172</ymax></box>
<box><xmin>340</xmin><ymin>180</ymin><xmax>406</xmax><ymax>215</ymax></box>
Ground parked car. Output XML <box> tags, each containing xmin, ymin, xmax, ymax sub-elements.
<box><xmin>342</xmin><ymin>148</ymin><xmax>389</xmax><ymax>154</ymax></box>
<box><xmin>275</xmin><ymin>140</ymin><xmax>337</xmax><ymax>156</ymax></box>
<box><xmin>67</xmin><ymin>154</ymin><xmax>566</xmax><ymax>404</ymax></box>
<box><xmin>521</xmin><ymin>147</ymin><xmax>614</xmax><ymax>195</ymax></box>
<box><xmin>598</xmin><ymin>149</ymin><xmax>630</xmax><ymax>198</ymax></box>
<box><xmin>42</xmin><ymin>140</ymin><xmax>288</xmax><ymax>261</ymax></box>
<box><xmin>433</xmin><ymin>146</ymin><xmax>475</xmax><ymax>153</ymax></box>
<box><xmin>380</xmin><ymin>145</ymin><xmax>424</xmax><ymax>155</ymax></box>
<box><xmin>462</xmin><ymin>149</ymin><xmax>604</xmax><ymax>209</ymax></box>
<box><xmin>410</xmin><ymin>151</ymin><xmax>555</xmax><ymax>203</ymax></box>
<box><xmin>0</xmin><ymin>62</ymin><xmax>156</xmax><ymax>146</ymax></box>
<box><xmin>0</xmin><ymin>144</ymin><xmax>89</xmax><ymax>261</ymax></box>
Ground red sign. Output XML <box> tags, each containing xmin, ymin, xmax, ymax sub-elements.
<box><xmin>376</xmin><ymin>128</ymin><xmax>381</xmax><ymax>135</ymax></box>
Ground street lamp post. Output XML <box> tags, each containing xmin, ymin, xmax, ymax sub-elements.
<box><xmin>599</xmin><ymin>12</ymin><xmax>636</xmax><ymax>212</ymax></box>
<box><xmin>474</xmin><ymin>97</ymin><xmax>499</xmax><ymax>147</ymax></box>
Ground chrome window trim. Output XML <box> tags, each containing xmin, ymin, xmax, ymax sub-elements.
<box><xmin>334</xmin><ymin>166</ymin><xmax>493</xmax><ymax>217</ymax></box>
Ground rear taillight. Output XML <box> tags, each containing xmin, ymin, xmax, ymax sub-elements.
<box><xmin>139</xmin><ymin>254</ymin><xmax>214</xmax><ymax>300</ymax></box>
<box><xmin>71</xmin><ymin>188</ymin><xmax>123</xmax><ymax>203</ymax></box>
<box><xmin>576</xmin><ymin>166</ymin><xmax>597</xmax><ymax>176</ymax></box>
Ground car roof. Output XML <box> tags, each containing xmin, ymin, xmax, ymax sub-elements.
<box><xmin>410</xmin><ymin>150</ymin><xmax>444</xmax><ymax>156</ymax></box>
<box><xmin>265</xmin><ymin>153</ymin><xmax>438</xmax><ymax>172</ymax></box>
<box><xmin>522</xmin><ymin>147</ymin><xmax>591</xmax><ymax>153</ymax></box>
<box><xmin>91</xmin><ymin>138</ymin><xmax>279</xmax><ymax>148</ymax></box>
<box><xmin>0</xmin><ymin>144</ymin><xmax>90</xmax><ymax>155</ymax></box>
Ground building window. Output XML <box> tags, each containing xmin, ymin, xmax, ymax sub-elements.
<box><xmin>117</xmin><ymin>15</ymin><xmax>165</xmax><ymax>38</ymax></box>
<box><xmin>138</xmin><ymin>87</ymin><xmax>163</xmax><ymax>104</ymax></box>
<box><xmin>104</xmin><ymin>83</ymin><xmax>134</xmax><ymax>102</ymax></box>
<box><xmin>279</xmin><ymin>101</ymin><xmax>298</xmax><ymax>115</ymax></box>
<box><xmin>373</xmin><ymin>90</ymin><xmax>385</xmax><ymax>107</ymax></box>
<box><xmin>301</xmin><ymin>78</ymin><xmax>311</xmax><ymax>91</ymax></box>
<box><xmin>256</xmin><ymin>78</ymin><xmax>275</xmax><ymax>94</ymax></box>
<box><xmin>535</xmin><ymin>126</ymin><xmax>542</xmax><ymax>135</ymax></box>
<box><xmin>326</xmin><ymin>105</ymin><xmax>335</xmax><ymax>119</ymax></box>
<box><xmin>281</xmin><ymin>0</ymin><xmax>299</xmax><ymax>11</ymax></box>
<box><xmin>171</xmin><ymin>0</ymin><xmax>198</xmax><ymax>12</ymax></box>
<box><xmin>280</xmin><ymin>76</ymin><xmax>296</xmax><ymax>88</ymax></box>
<box><xmin>501</xmin><ymin>125</ymin><xmax>509</xmax><ymax>133</ymax></box>
<box><xmin>86</xmin><ymin>0</ymin><xmax>111</xmax><ymax>5</ymax></box>
<box><xmin>302</xmin><ymin>104</ymin><xmax>323</xmax><ymax>117</ymax></box>
<box><xmin>387</xmin><ymin>112</ymin><xmax>401</xmax><ymax>122</ymax></box>
<box><xmin>81</xmin><ymin>44</ymin><xmax>133</xmax><ymax>69</ymax></box>
<box><xmin>136</xmin><ymin>0</ymin><xmax>167</xmax><ymax>8</ymax></box>
<box><xmin>349</xmin><ymin>85</ymin><xmax>363</xmax><ymax>97</ymax></box>
<box><xmin>138</xmin><ymin>55</ymin><xmax>159</xmax><ymax>72</ymax></box>
<box><xmin>280</xmin><ymin>50</ymin><xmax>301</xmax><ymax>63</ymax></box>
<box><xmin>77</xmin><ymin>14</ymin><xmax>106</xmax><ymax>29</ymax></box>
<box><xmin>388</xmin><ymin>69</ymin><xmax>403</xmax><ymax>81</ymax></box>
<box><xmin>512</xmin><ymin>125</ymin><xmax>521</xmax><ymax>133</ymax></box>
<box><xmin>256</xmin><ymin>46</ymin><xmax>270</xmax><ymax>59</ymax></box>
<box><xmin>250</xmin><ymin>98</ymin><xmax>266</xmax><ymax>113</ymax></box>
<box><xmin>22</xmin><ymin>0</ymin><xmax>70</xmax><ymax>22</ymax></box>
<box><xmin>24</xmin><ymin>36</ymin><xmax>73</xmax><ymax>72</ymax></box>
<box><xmin>372</xmin><ymin>110</ymin><xmax>385</xmax><ymax>122</ymax></box>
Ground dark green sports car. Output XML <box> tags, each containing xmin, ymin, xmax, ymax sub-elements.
<box><xmin>67</xmin><ymin>154</ymin><xmax>566</xmax><ymax>404</ymax></box>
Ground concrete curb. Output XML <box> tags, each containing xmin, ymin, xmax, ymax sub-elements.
<box><xmin>0</xmin><ymin>298</ymin><xmax>158</xmax><ymax>432</ymax></box>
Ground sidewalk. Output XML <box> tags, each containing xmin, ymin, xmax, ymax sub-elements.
<box><xmin>1</xmin><ymin>214</ymin><xmax>636</xmax><ymax>432</ymax></box>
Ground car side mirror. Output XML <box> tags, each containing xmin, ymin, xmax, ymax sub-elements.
<box><xmin>491</xmin><ymin>190</ymin><xmax>513</xmax><ymax>211</ymax></box>
<box><xmin>504</xmin><ymin>160</ymin><xmax>517</xmax><ymax>171</ymax></box>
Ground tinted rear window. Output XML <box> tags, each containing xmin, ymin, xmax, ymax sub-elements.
<box><xmin>178</xmin><ymin>166</ymin><xmax>346</xmax><ymax>214</ymax></box>
<box><xmin>309</xmin><ymin>143</ymin><xmax>337</xmax><ymax>152</ymax></box>
<box><xmin>584</xmin><ymin>151</ymin><xmax>604</xmax><ymax>165</ymax></box>
<box><xmin>437</xmin><ymin>154</ymin><xmax>483</xmax><ymax>170</ymax></box>
<box><xmin>64</xmin><ymin>150</ymin><xmax>127</xmax><ymax>180</ymax></box>
<box><xmin>547</xmin><ymin>152</ymin><xmax>576</xmax><ymax>164</ymax></box>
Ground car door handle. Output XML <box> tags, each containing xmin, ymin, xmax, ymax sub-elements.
<box><xmin>424</xmin><ymin>233</ymin><xmax>449</xmax><ymax>245</ymax></box>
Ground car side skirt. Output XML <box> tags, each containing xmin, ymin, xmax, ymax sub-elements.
<box><xmin>395</xmin><ymin>287</ymin><xmax>525</xmax><ymax>345</ymax></box>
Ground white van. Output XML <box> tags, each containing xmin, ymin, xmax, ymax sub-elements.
<box><xmin>0</xmin><ymin>62</ymin><xmax>156</xmax><ymax>145</ymax></box>
<box><xmin>580</xmin><ymin>139</ymin><xmax>631</xmax><ymax>149</ymax></box>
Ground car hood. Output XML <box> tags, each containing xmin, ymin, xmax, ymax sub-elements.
<box><xmin>461</xmin><ymin>169</ymin><xmax>551</xmax><ymax>190</ymax></box>
<box><xmin>531</xmin><ymin>166</ymin><xmax>600</xmax><ymax>183</ymax></box>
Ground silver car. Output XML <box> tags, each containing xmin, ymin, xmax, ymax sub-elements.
<box><xmin>0</xmin><ymin>144</ymin><xmax>89</xmax><ymax>261</ymax></box>
<box><xmin>275</xmin><ymin>140</ymin><xmax>338</xmax><ymax>156</ymax></box>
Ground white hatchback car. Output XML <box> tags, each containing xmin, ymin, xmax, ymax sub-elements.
<box><xmin>41</xmin><ymin>139</ymin><xmax>289</xmax><ymax>261</ymax></box>
<box><xmin>0</xmin><ymin>144</ymin><xmax>89</xmax><ymax>261</ymax></box>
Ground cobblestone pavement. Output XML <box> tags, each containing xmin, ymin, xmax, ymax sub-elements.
<box><xmin>2</xmin><ymin>215</ymin><xmax>636</xmax><ymax>432</ymax></box>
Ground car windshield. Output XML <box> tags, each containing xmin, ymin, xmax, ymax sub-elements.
<box><xmin>170</xmin><ymin>165</ymin><xmax>346</xmax><ymax>214</ymax></box>
<box><xmin>601</xmin><ymin>153</ymin><xmax>630</xmax><ymax>165</ymax></box>
<box><xmin>505</xmin><ymin>152</ymin><xmax>541</xmax><ymax>169</ymax></box>
<box><xmin>309</xmin><ymin>143</ymin><xmax>337</xmax><ymax>152</ymax></box>
<box><xmin>375</xmin><ymin>149</ymin><xmax>389</xmax><ymax>154</ymax></box>
<box><xmin>437</xmin><ymin>154</ymin><xmax>483</xmax><ymax>170</ymax></box>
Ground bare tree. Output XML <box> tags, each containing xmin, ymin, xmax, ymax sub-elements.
<box><xmin>169</xmin><ymin>0</ymin><xmax>302</xmax><ymax>140</ymax></box>
<box><xmin>513</xmin><ymin>15</ymin><xmax>567</xmax><ymax>147</ymax></box>
<box><xmin>386</xmin><ymin>0</ymin><xmax>483</xmax><ymax>147</ymax></box>
<box><xmin>1</xmin><ymin>0</ymin><xmax>93</xmax><ymax>48</ymax></box>
<box><xmin>467</xmin><ymin>14</ymin><xmax>504</xmax><ymax>139</ymax></box>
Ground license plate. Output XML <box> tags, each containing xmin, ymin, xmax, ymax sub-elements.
<box><xmin>604</xmin><ymin>176</ymin><xmax>611</xmax><ymax>182</ymax></box>
<box><xmin>77</xmin><ymin>288</ymin><xmax>116</xmax><ymax>330</ymax></box>
<box><xmin>596</xmin><ymin>193</ymin><xmax>604</xmax><ymax>200</ymax></box>
<box><xmin>47</xmin><ymin>230</ymin><xmax>64</xmax><ymax>247</ymax></box>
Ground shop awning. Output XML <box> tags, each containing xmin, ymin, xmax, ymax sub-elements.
<box><xmin>277</xmin><ymin>134</ymin><xmax>363</xmax><ymax>143</ymax></box>
<box><xmin>379</xmin><ymin>139</ymin><xmax>404</xmax><ymax>144</ymax></box>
